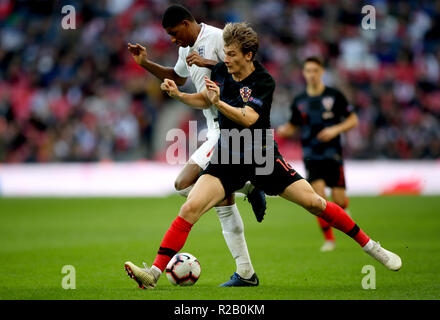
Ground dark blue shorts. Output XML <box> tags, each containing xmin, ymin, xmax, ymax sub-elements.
<box><xmin>202</xmin><ymin>149</ymin><xmax>303</xmax><ymax>196</ymax></box>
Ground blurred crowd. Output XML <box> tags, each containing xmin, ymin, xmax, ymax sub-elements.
<box><xmin>0</xmin><ymin>0</ymin><xmax>439</xmax><ymax>163</ymax></box>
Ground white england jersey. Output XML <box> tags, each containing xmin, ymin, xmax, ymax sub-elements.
<box><xmin>174</xmin><ymin>23</ymin><xmax>225</xmax><ymax>134</ymax></box>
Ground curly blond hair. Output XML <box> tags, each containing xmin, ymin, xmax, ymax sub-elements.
<box><xmin>223</xmin><ymin>22</ymin><xmax>259</xmax><ymax>60</ymax></box>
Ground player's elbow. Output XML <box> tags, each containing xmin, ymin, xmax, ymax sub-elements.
<box><xmin>171</xmin><ymin>71</ymin><xmax>187</xmax><ymax>86</ymax></box>
<box><xmin>242</xmin><ymin>113</ymin><xmax>259</xmax><ymax>128</ymax></box>
<box><xmin>277</xmin><ymin>124</ymin><xmax>294</xmax><ymax>138</ymax></box>
<box><xmin>242</xmin><ymin>118</ymin><xmax>257</xmax><ymax>128</ymax></box>
<box><xmin>278</xmin><ymin>130</ymin><xmax>289</xmax><ymax>139</ymax></box>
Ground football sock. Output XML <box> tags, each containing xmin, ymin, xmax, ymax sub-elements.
<box><xmin>316</xmin><ymin>196</ymin><xmax>349</xmax><ymax>241</ymax></box>
<box><xmin>176</xmin><ymin>184</ymin><xmax>193</xmax><ymax>198</ymax></box>
<box><xmin>152</xmin><ymin>216</ymin><xmax>193</xmax><ymax>272</ymax></box>
<box><xmin>362</xmin><ymin>239</ymin><xmax>375</xmax><ymax>252</ymax></box>
<box><xmin>317</xmin><ymin>217</ymin><xmax>335</xmax><ymax>241</ymax></box>
<box><xmin>318</xmin><ymin>201</ymin><xmax>370</xmax><ymax>247</ymax></box>
<box><xmin>215</xmin><ymin>204</ymin><xmax>255</xmax><ymax>279</ymax></box>
<box><xmin>236</xmin><ymin>181</ymin><xmax>255</xmax><ymax>196</ymax></box>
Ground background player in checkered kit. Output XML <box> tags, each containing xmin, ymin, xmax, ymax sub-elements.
<box><xmin>127</xmin><ymin>4</ymin><xmax>266</xmax><ymax>287</ymax></box>
<box><xmin>277</xmin><ymin>56</ymin><xmax>359</xmax><ymax>252</ymax></box>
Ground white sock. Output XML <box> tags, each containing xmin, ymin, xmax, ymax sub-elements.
<box><xmin>150</xmin><ymin>265</ymin><xmax>162</xmax><ymax>281</ymax></box>
<box><xmin>235</xmin><ymin>181</ymin><xmax>255</xmax><ymax>196</ymax></box>
<box><xmin>176</xmin><ymin>185</ymin><xmax>193</xmax><ymax>198</ymax></box>
<box><xmin>362</xmin><ymin>239</ymin><xmax>375</xmax><ymax>252</ymax></box>
<box><xmin>215</xmin><ymin>204</ymin><xmax>255</xmax><ymax>279</ymax></box>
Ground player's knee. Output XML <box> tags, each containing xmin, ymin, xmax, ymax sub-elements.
<box><xmin>179</xmin><ymin>200</ymin><xmax>200</xmax><ymax>221</ymax></box>
<box><xmin>334</xmin><ymin>198</ymin><xmax>345</xmax><ymax>208</ymax></box>
<box><xmin>174</xmin><ymin>176</ymin><xmax>192</xmax><ymax>191</ymax></box>
<box><xmin>303</xmin><ymin>193</ymin><xmax>326</xmax><ymax>215</ymax></box>
<box><xmin>333</xmin><ymin>195</ymin><xmax>348</xmax><ymax>209</ymax></box>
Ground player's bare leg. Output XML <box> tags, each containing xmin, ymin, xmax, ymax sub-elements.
<box><xmin>332</xmin><ymin>187</ymin><xmax>349</xmax><ymax>214</ymax></box>
<box><xmin>125</xmin><ymin>174</ymin><xmax>224</xmax><ymax>289</ymax></box>
<box><xmin>153</xmin><ymin>175</ymin><xmax>225</xmax><ymax>285</ymax></box>
<box><xmin>279</xmin><ymin>179</ymin><xmax>402</xmax><ymax>271</ymax></box>
<box><xmin>176</xmin><ymin>159</ymin><xmax>266</xmax><ymax>221</ymax></box>
<box><xmin>310</xmin><ymin>180</ymin><xmax>326</xmax><ymax>200</ymax></box>
<box><xmin>179</xmin><ymin>174</ymin><xmax>226</xmax><ymax>223</ymax></box>
<box><xmin>311</xmin><ymin>180</ymin><xmax>335</xmax><ymax>251</ymax></box>
<box><xmin>174</xmin><ymin>159</ymin><xmax>257</xmax><ymax>283</ymax></box>
<box><xmin>174</xmin><ymin>159</ymin><xmax>234</xmax><ymax>208</ymax></box>
<box><xmin>174</xmin><ymin>159</ymin><xmax>202</xmax><ymax>197</ymax></box>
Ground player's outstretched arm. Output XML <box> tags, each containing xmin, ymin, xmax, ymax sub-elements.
<box><xmin>161</xmin><ymin>79</ymin><xmax>210</xmax><ymax>109</ymax></box>
<box><xmin>317</xmin><ymin>112</ymin><xmax>359</xmax><ymax>142</ymax></box>
<box><xmin>127</xmin><ymin>43</ymin><xmax>187</xmax><ymax>86</ymax></box>
<box><xmin>277</xmin><ymin>123</ymin><xmax>297</xmax><ymax>138</ymax></box>
<box><xmin>205</xmin><ymin>77</ymin><xmax>259</xmax><ymax>128</ymax></box>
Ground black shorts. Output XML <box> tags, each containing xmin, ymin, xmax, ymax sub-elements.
<box><xmin>304</xmin><ymin>159</ymin><xmax>346</xmax><ymax>188</ymax></box>
<box><xmin>202</xmin><ymin>149</ymin><xmax>303</xmax><ymax>196</ymax></box>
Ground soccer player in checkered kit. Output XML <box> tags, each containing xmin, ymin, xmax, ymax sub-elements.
<box><xmin>127</xmin><ymin>5</ymin><xmax>265</xmax><ymax>287</ymax></box>
<box><xmin>277</xmin><ymin>57</ymin><xmax>358</xmax><ymax>252</ymax></box>
<box><xmin>125</xmin><ymin>22</ymin><xmax>402</xmax><ymax>289</ymax></box>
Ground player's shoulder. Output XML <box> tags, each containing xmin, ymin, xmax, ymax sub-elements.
<box><xmin>254</xmin><ymin>61</ymin><xmax>275</xmax><ymax>88</ymax></box>
<box><xmin>290</xmin><ymin>91</ymin><xmax>307</xmax><ymax>107</ymax></box>
<box><xmin>294</xmin><ymin>90</ymin><xmax>308</xmax><ymax>100</ymax></box>
<box><xmin>201</xmin><ymin>23</ymin><xmax>223</xmax><ymax>40</ymax></box>
<box><xmin>211</xmin><ymin>61</ymin><xmax>228</xmax><ymax>76</ymax></box>
<box><xmin>203</xmin><ymin>23</ymin><xmax>223</xmax><ymax>35</ymax></box>
<box><xmin>324</xmin><ymin>86</ymin><xmax>345</xmax><ymax>98</ymax></box>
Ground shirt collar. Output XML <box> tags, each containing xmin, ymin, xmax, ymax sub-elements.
<box><xmin>190</xmin><ymin>23</ymin><xmax>206</xmax><ymax>50</ymax></box>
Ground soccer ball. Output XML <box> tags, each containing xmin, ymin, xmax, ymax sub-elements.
<box><xmin>166</xmin><ymin>252</ymin><xmax>201</xmax><ymax>286</ymax></box>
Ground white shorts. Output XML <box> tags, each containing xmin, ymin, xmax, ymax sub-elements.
<box><xmin>190</xmin><ymin>129</ymin><xmax>220</xmax><ymax>170</ymax></box>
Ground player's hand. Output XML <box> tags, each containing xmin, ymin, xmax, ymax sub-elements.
<box><xmin>160</xmin><ymin>79</ymin><xmax>180</xmax><ymax>98</ymax></box>
<box><xmin>186</xmin><ymin>52</ymin><xmax>206</xmax><ymax>67</ymax></box>
<box><xmin>317</xmin><ymin>126</ymin><xmax>340</xmax><ymax>142</ymax></box>
<box><xmin>204</xmin><ymin>77</ymin><xmax>220</xmax><ymax>105</ymax></box>
<box><xmin>127</xmin><ymin>43</ymin><xmax>148</xmax><ymax>66</ymax></box>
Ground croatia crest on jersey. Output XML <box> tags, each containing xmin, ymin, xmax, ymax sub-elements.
<box><xmin>240</xmin><ymin>87</ymin><xmax>252</xmax><ymax>103</ymax></box>
<box><xmin>322</xmin><ymin>96</ymin><xmax>335</xmax><ymax>119</ymax></box>
<box><xmin>322</xmin><ymin>96</ymin><xmax>334</xmax><ymax>111</ymax></box>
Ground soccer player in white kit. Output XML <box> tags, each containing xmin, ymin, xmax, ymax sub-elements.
<box><xmin>126</xmin><ymin>4</ymin><xmax>265</xmax><ymax>286</ymax></box>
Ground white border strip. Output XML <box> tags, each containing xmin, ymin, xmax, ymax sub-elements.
<box><xmin>0</xmin><ymin>161</ymin><xmax>439</xmax><ymax>197</ymax></box>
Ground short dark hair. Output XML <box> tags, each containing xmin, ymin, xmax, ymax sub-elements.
<box><xmin>162</xmin><ymin>4</ymin><xmax>195</xmax><ymax>29</ymax></box>
<box><xmin>303</xmin><ymin>56</ymin><xmax>324</xmax><ymax>67</ymax></box>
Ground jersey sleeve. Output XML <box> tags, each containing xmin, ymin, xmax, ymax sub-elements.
<box><xmin>173</xmin><ymin>48</ymin><xmax>190</xmax><ymax>78</ymax></box>
<box><xmin>289</xmin><ymin>97</ymin><xmax>302</xmax><ymax>126</ymax></box>
<box><xmin>214</xmin><ymin>31</ymin><xmax>225</xmax><ymax>61</ymax></box>
<box><xmin>334</xmin><ymin>90</ymin><xmax>355</xmax><ymax>119</ymax></box>
<box><xmin>245</xmin><ymin>76</ymin><xmax>275</xmax><ymax>115</ymax></box>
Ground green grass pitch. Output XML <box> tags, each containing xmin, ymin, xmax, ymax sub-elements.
<box><xmin>0</xmin><ymin>195</ymin><xmax>439</xmax><ymax>300</ymax></box>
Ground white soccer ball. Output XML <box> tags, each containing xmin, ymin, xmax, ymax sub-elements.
<box><xmin>166</xmin><ymin>252</ymin><xmax>201</xmax><ymax>286</ymax></box>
